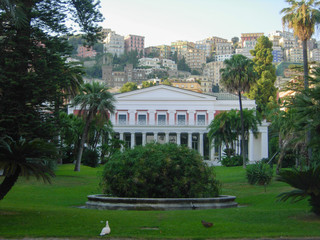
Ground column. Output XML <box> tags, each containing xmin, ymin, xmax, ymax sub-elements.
<box><xmin>210</xmin><ymin>139</ymin><xmax>215</xmax><ymax>161</ymax></box>
<box><xmin>188</xmin><ymin>132</ymin><xmax>192</xmax><ymax>149</ymax></box>
<box><xmin>131</xmin><ymin>133</ymin><xmax>135</xmax><ymax>149</ymax></box>
<box><xmin>177</xmin><ymin>132</ymin><xmax>181</xmax><ymax>145</ymax></box>
<box><xmin>142</xmin><ymin>132</ymin><xmax>147</xmax><ymax>146</ymax></box>
<box><xmin>155</xmin><ymin>132</ymin><xmax>158</xmax><ymax>142</ymax></box>
<box><xmin>199</xmin><ymin>133</ymin><xmax>204</xmax><ymax>157</ymax></box>
<box><xmin>119</xmin><ymin>132</ymin><xmax>124</xmax><ymax>141</ymax></box>
<box><xmin>248</xmin><ymin>131</ymin><xmax>254</xmax><ymax>162</ymax></box>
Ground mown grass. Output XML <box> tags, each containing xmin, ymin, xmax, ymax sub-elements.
<box><xmin>0</xmin><ymin>164</ymin><xmax>319</xmax><ymax>239</ymax></box>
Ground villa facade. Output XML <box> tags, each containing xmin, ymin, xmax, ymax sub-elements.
<box><xmin>69</xmin><ymin>85</ymin><xmax>269</xmax><ymax>165</ymax></box>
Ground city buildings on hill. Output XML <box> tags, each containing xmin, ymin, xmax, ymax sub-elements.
<box><xmin>203</xmin><ymin>61</ymin><xmax>225</xmax><ymax>86</ymax></box>
<box><xmin>171</xmin><ymin>80</ymin><xmax>202</xmax><ymax>93</ymax></box>
<box><xmin>240</xmin><ymin>33</ymin><xmax>264</xmax><ymax>47</ymax></box>
<box><xmin>77</xmin><ymin>45</ymin><xmax>97</xmax><ymax>58</ymax></box>
<box><xmin>103</xmin><ymin>31</ymin><xmax>125</xmax><ymax>56</ymax></box>
<box><xmin>171</xmin><ymin>40</ymin><xmax>195</xmax><ymax>58</ymax></box>
<box><xmin>184</xmin><ymin>49</ymin><xmax>206</xmax><ymax>70</ymax></box>
<box><xmin>124</xmin><ymin>34</ymin><xmax>145</xmax><ymax>54</ymax></box>
<box><xmin>157</xmin><ymin>45</ymin><xmax>172</xmax><ymax>59</ymax></box>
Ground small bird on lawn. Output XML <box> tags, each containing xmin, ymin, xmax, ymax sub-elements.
<box><xmin>201</xmin><ymin>220</ymin><xmax>213</xmax><ymax>228</ymax></box>
<box><xmin>100</xmin><ymin>220</ymin><xmax>111</xmax><ymax>236</ymax></box>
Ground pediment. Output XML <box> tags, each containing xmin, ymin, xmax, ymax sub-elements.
<box><xmin>114</xmin><ymin>85</ymin><xmax>217</xmax><ymax>101</ymax></box>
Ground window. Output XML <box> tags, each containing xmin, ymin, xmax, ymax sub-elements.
<box><xmin>138</xmin><ymin>115</ymin><xmax>146</xmax><ymax>125</ymax></box>
<box><xmin>158</xmin><ymin>114</ymin><xmax>166</xmax><ymax>125</ymax></box>
<box><xmin>118</xmin><ymin>114</ymin><xmax>127</xmax><ymax>125</ymax></box>
<box><xmin>177</xmin><ymin>115</ymin><xmax>186</xmax><ymax>125</ymax></box>
<box><xmin>197</xmin><ymin>115</ymin><xmax>205</xmax><ymax>125</ymax></box>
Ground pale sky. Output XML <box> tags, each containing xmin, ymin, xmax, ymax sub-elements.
<box><xmin>100</xmin><ymin>0</ymin><xmax>291</xmax><ymax>47</ymax></box>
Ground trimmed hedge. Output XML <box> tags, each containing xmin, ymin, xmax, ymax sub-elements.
<box><xmin>101</xmin><ymin>143</ymin><xmax>221</xmax><ymax>198</ymax></box>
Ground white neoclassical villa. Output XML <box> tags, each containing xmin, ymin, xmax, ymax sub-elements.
<box><xmin>69</xmin><ymin>85</ymin><xmax>269</xmax><ymax>165</ymax></box>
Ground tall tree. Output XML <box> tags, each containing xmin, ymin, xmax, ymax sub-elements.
<box><xmin>72</xmin><ymin>81</ymin><xmax>115</xmax><ymax>171</ymax></box>
<box><xmin>281</xmin><ymin>0</ymin><xmax>320</xmax><ymax>161</ymax></box>
<box><xmin>0</xmin><ymin>0</ymin><xmax>103</xmax><ymax>140</ymax></box>
<box><xmin>220</xmin><ymin>54</ymin><xmax>258</xmax><ymax>167</ymax></box>
<box><xmin>281</xmin><ymin>0</ymin><xmax>320</xmax><ymax>90</ymax></box>
<box><xmin>249</xmin><ymin>36</ymin><xmax>277</xmax><ymax>115</ymax></box>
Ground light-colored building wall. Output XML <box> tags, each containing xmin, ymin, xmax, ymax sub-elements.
<box><xmin>236</xmin><ymin>48</ymin><xmax>254</xmax><ymax>59</ymax></box>
<box><xmin>103</xmin><ymin>31</ymin><xmax>125</xmax><ymax>56</ymax></box>
<box><xmin>215</xmin><ymin>42</ymin><xmax>233</xmax><ymax>55</ymax></box>
<box><xmin>69</xmin><ymin>85</ymin><xmax>269</xmax><ymax>164</ymax></box>
<box><xmin>156</xmin><ymin>45</ymin><xmax>171</xmax><ymax>59</ymax></box>
<box><xmin>172</xmin><ymin>81</ymin><xmax>202</xmax><ymax>93</ymax></box>
<box><xmin>310</xmin><ymin>48</ymin><xmax>320</xmax><ymax>62</ymax></box>
<box><xmin>161</xmin><ymin>59</ymin><xmax>177</xmax><ymax>70</ymax></box>
<box><xmin>138</xmin><ymin>57</ymin><xmax>161</xmax><ymax>69</ymax></box>
<box><xmin>203</xmin><ymin>61</ymin><xmax>225</xmax><ymax>86</ymax></box>
<box><xmin>184</xmin><ymin>49</ymin><xmax>206</xmax><ymax>70</ymax></box>
<box><xmin>286</xmin><ymin>47</ymin><xmax>305</xmax><ymax>62</ymax></box>
<box><xmin>171</xmin><ymin>40</ymin><xmax>195</xmax><ymax>58</ymax></box>
<box><xmin>214</xmin><ymin>54</ymin><xmax>233</xmax><ymax>62</ymax></box>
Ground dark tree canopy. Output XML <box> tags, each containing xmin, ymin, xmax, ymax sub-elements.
<box><xmin>0</xmin><ymin>0</ymin><xmax>103</xmax><ymax>140</ymax></box>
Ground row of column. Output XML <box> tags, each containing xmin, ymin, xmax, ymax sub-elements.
<box><xmin>117</xmin><ymin>131</ymin><xmax>211</xmax><ymax>159</ymax></box>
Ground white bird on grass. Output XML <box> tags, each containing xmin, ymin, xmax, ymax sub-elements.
<box><xmin>100</xmin><ymin>220</ymin><xmax>111</xmax><ymax>236</ymax></box>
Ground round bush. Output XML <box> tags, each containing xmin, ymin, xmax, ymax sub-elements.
<box><xmin>82</xmin><ymin>148</ymin><xmax>99</xmax><ymax>168</ymax></box>
<box><xmin>101</xmin><ymin>143</ymin><xmax>221</xmax><ymax>198</ymax></box>
<box><xmin>246</xmin><ymin>161</ymin><xmax>273</xmax><ymax>186</ymax></box>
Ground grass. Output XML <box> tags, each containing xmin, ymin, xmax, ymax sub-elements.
<box><xmin>0</xmin><ymin>164</ymin><xmax>319</xmax><ymax>239</ymax></box>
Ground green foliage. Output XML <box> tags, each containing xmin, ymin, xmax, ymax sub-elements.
<box><xmin>82</xmin><ymin>148</ymin><xmax>99</xmax><ymax>168</ymax></box>
<box><xmin>101</xmin><ymin>143</ymin><xmax>221</xmax><ymax>198</ymax></box>
<box><xmin>246</xmin><ymin>162</ymin><xmax>273</xmax><ymax>187</ymax></box>
<box><xmin>221</xmin><ymin>155</ymin><xmax>247</xmax><ymax>167</ymax></box>
<box><xmin>208</xmin><ymin>109</ymin><xmax>261</xmax><ymax>160</ymax></box>
<box><xmin>0</xmin><ymin>136</ymin><xmax>57</xmax><ymax>200</ymax></box>
<box><xmin>72</xmin><ymin>82</ymin><xmax>115</xmax><ymax>171</ymax></box>
<box><xmin>277</xmin><ymin>163</ymin><xmax>320</xmax><ymax>215</ymax></box>
<box><xmin>249</xmin><ymin>36</ymin><xmax>277</xmax><ymax>115</ymax></box>
<box><xmin>141</xmin><ymin>81</ymin><xmax>155</xmax><ymax>88</ymax></box>
<box><xmin>177</xmin><ymin>57</ymin><xmax>191</xmax><ymax>72</ymax></box>
<box><xmin>120</xmin><ymin>82</ymin><xmax>138</xmax><ymax>93</ymax></box>
<box><xmin>0</xmin><ymin>0</ymin><xmax>102</xmax><ymax>140</ymax></box>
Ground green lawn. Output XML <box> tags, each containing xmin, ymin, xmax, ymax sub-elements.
<box><xmin>0</xmin><ymin>164</ymin><xmax>319</xmax><ymax>239</ymax></box>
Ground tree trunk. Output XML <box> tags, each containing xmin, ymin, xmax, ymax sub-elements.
<box><xmin>302</xmin><ymin>40</ymin><xmax>312</xmax><ymax>164</ymax></box>
<box><xmin>0</xmin><ymin>167</ymin><xmax>21</xmax><ymax>200</ymax></box>
<box><xmin>238</xmin><ymin>90</ymin><xmax>246</xmax><ymax>168</ymax></box>
<box><xmin>74</xmin><ymin>112</ymin><xmax>93</xmax><ymax>171</ymax></box>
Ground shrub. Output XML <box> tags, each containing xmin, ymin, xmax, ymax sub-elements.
<box><xmin>82</xmin><ymin>148</ymin><xmax>99</xmax><ymax>168</ymax></box>
<box><xmin>221</xmin><ymin>155</ymin><xmax>247</xmax><ymax>167</ymax></box>
<box><xmin>277</xmin><ymin>163</ymin><xmax>320</xmax><ymax>216</ymax></box>
<box><xmin>246</xmin><ymin>161</ymin><xmax>273</xmax><ymax>190</ymax></box>
<box><xmin>101</xmin><ymin>143</ymin><xmax>221</xmax><ymax>198</ymax></box>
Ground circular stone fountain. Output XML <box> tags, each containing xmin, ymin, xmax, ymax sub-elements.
<box><xmin>86</xmin><ymin>195</ymin><xmax>238</xmax><ymax>210</ymax></box>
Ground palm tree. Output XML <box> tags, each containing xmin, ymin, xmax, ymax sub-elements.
<box><xmin>220</xmin><ymin>54</ymin><xmax>258</xmax><ymax>167</ymax></box>
<box><xmin>72</xmin><ymin>81</ymin><xmax>115</xmax><ymax>171</ymax></box>
<box><xmin>207</xmin><ymin>110</ymin><xmax>238</xmax><ymax>157</ymax></box>
<box><xmin>0</xmin><ymin>136</ymin><xmax>57</xmax><ymax>200</ymax></box>
<box><xmin>277</xmin><ymin>163</ymin><xmax>320</xmax><ymax>216</ymax></box>
<box><xmin>281</xmin><ymin>0</ymin><xmax>320</xmax><ymax>161</ymax></box>
<box><xmin>281</xmin><ymin>0</ymin><xmax>320</xmax><ymax>90</ymax></box>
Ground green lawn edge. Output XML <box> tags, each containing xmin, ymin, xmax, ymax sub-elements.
<box><xmin>0</xmin><ymin>164</ymin><xmax>319</xmax><ymax>239</ymax></box>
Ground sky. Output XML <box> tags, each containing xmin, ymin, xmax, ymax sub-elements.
<box><xmin>99</xmin><ymin>0</ymin><xmax>290</xmax><ymax>47</ymax></box>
